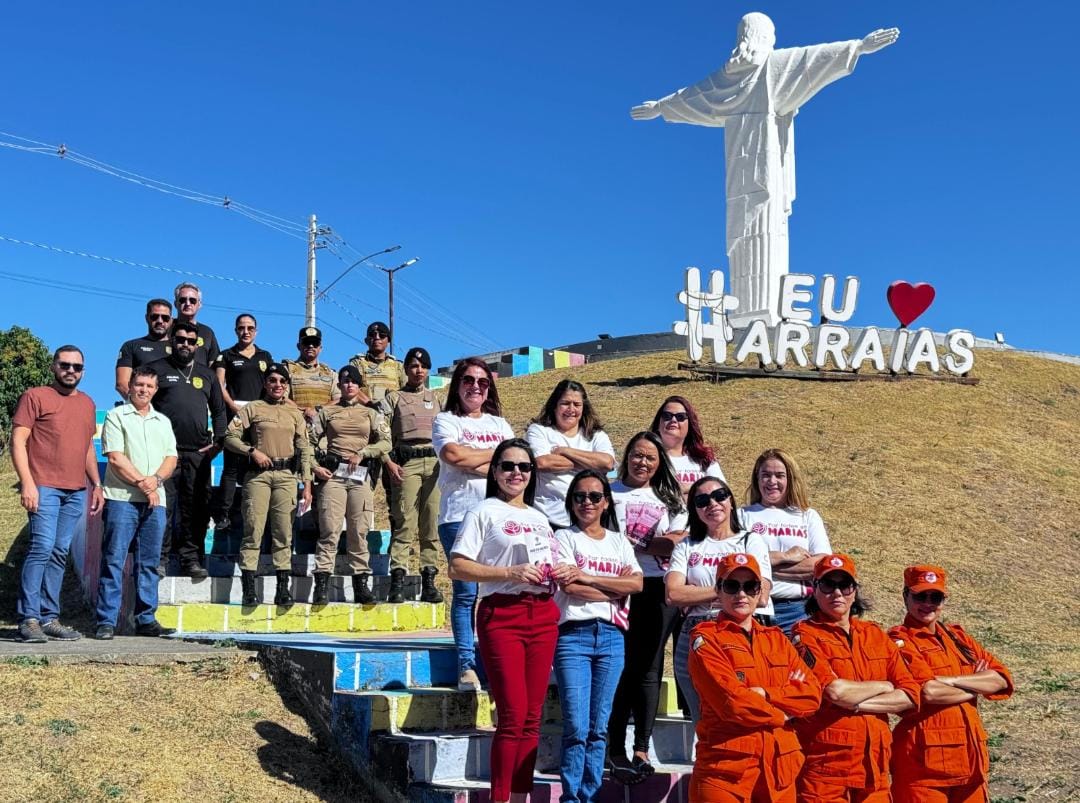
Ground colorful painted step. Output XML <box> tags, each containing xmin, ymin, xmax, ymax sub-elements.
<box><xmin>408</xmin><ymin>768</ymin><xmax>692</xmax><ymax>802</ymax></box>
<box><xmin>159</xmin><ymin>573</ymin><xmax>423</xmax><ymax>605</ymax></box>
<box><xmin>156</xmin><ymin>600</ymin><xmax>445</xmax><ymax>635</ymax></box>
<box><xmin>201</xmin><ymin>553</ymin><xmax>394</xmax><ymax>578</ymax></box>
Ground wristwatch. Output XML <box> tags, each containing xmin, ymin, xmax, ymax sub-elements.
<box><xmin>248</xmin><ymin>445</ymin><xmax>256</xmax><ymax>455</ymax></box>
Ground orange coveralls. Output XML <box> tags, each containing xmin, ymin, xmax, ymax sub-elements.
<box><xmin>888</xmin><ymin>616</ymin><xmax>1014</xmax><ymax>803</ymax></box>
<box><xmin>687</xmin><ymin>617</ymin><xmax>822</xmax><ymax>802</ymax></box>
<box><xmin>793</xmin><ymin>616</ymin><xmax>922</xmax><ymax>803</ymax></box>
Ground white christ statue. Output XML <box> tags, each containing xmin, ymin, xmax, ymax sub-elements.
<box><xmin>632</xmin><ymin>13</ymin><xmax>899</xmax><ymax>326</ymax></box>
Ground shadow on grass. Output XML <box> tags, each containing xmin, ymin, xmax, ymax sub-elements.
<box><xmin>589</xmin><ymin>374</ymin><xmax>686</xmax><ymax>388</ymax></box>
<box><xmin>254</xmin><ymin>720</ymin><xmax>365</xmax><ymax>802</ymax></box>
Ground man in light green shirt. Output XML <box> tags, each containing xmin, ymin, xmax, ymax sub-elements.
<box><xmin>95</xmin><ymin>366</ymin><xmax>178</xmax><ymax>640</ymax></box>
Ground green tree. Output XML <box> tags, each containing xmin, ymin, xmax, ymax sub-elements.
<box><xmin>0</xmin><ymin>326</ymin><xmax>51</xmax><ymax>451</ymax></box>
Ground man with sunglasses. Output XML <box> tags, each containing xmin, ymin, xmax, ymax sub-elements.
<box><xmin>173</xmin><ymin>282</ymin><xmax>222</xmax><ymax>369</ymax></box>
<box><xmin>350</xmin><ymin>321</ymin><xmax>406</xmax><ymax>536</ymax></box>
<box><xmin>115</xmin><ymin>298</ymin><xmax>174</xmax><ymax>400</ymax></box>
<box><xmin>283</xmin><ymin>326</ymin><xmax>341</xmax><ymax>425</ymax></box>
<box><xmin>147</xmin><ymin>320</ymin><xmax>228</xmax><ymax>579</ymax></box>
<box><xmin>11</xmin><ymin>345</ymin><xmax>101</xmax><ymax>642</ymax></box>
<box><xmin>888</xmin><ymin>566</ymin><xmax>1012</xmax><ymax>803</ymax></box>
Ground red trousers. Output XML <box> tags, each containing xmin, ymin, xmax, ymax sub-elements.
<box><xmin>477</xmin><ymin>592</ymin><xmax>559</xmax><ymax>801</ymax></box>
<box><xmin>894</xmin><ymin>780</ymin><xmax>988</xmax><ymax>803</ymax></box>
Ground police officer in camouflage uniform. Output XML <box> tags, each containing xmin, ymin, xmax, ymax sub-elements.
<box><xmin>283</xmin><ymin>326</ymin><xmax>341</xmax><ymax>423</ymax></box>
<box><xmin>312</xmin><ymin>365</ymin><xmax>389</xmax><ymax>605</ymax></box>
<box><xmin>349</xmin><ymin>321</ymin><xmax>406</xmax><ymax>536</ymax></box>
<box><xmin>224</xmin><ymin>363</ymin><xmax>313</xmax><ymax>607</ymax></box>
<box><xmin>380</xmin><ymin>347</ymin><xmax>445</xmax><ymax>604</ymax></box>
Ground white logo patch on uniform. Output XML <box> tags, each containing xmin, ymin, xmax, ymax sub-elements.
<box><xmin>829</xmin><ymin>557</ymin><xmax>843</xmax><ymax>568</ymax></box>
<box><xmin>692</xmin><ymin>636</ymin><xmax>705</xmax><ymax>652</ymax></box>
<box><xmin>735</xmin><ymin>554</ymin><xmax>748</xmax><ymax>565</ymax></box>
<box><xmin>923</xmin><ymin>572</ymin><xmax>937</xmax><ymax>583</ymax></box>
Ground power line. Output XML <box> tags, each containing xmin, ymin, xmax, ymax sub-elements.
<box><xmin>0</xmin><ymin>233</ymin><xmax>305</xmax><ymax>290</ymax></box>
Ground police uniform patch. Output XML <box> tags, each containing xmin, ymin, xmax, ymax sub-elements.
<box><xmin>192</xmin><ymin>376</ymin><xmax>204</xmax><ymax>389</ymax></box>
<box><xmin>894</xmin><ymin>639</ymin><xmax>905</xmax><ymax>648</ymax></box>
<box><xmin>165</xmin><ymin>346</ymin><xmax>172</xmax><ymax>354</ymax></box>
<box><xmin>197</xmin><ymin>337</ymin><xmax>205</xmax><ymax>347</ymax></box>
<box><xmin>692</xmin><ymin>636</ymin><xmax>705</xmax><ymax>652</ymax></box>
<box><xmin>259</xmin><ymin>361</ymin><xmax>267</xmax><ymax>372</ymax></box>
<box><xmin>736</xmin><ymin>671</ymin><xmax>746</xmax><ymax>682</ymax></box>
<box><xmin>797</xmin><ymin>643</ymin><xmax>817</xmax><ymax>669</ymax></box>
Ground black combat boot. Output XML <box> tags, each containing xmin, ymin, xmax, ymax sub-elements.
<box><xmin>387</xmin><ymin>568</ymin><xmax>406</xmax><ymax>604</ymax></box>
<box><xmin>240</xmin><ymin>570</ymin><xmax>259</xmax><ymax>607</ymax></box>
<box><xmin>274</xmin><ymin>570</ymin><xmax>293</xmax><ymax>606</ymax></box>
<box><xmin>420</xmin><ymin>566</ymin><xmax>445</xmax><ymax>604</ymax></box>
<box><xmin>352</xmin><ymin>572</ymin><xmax>375</xmax><ymax>605</ymax></box>
<box><xmin>313</xmin><ymin>572</ymin><xmax>330</xmax><ymax>605</ymax></box>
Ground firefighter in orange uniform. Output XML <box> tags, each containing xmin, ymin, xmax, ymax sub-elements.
<box><xmin>688</xmin><ymin>552</ymin><xmax>822</xmax><ymax>802</ymax></box>
<box><xmin>889</xmin><ymin>565</ymin><xmax>1013</xmax><ymax>803</ymax></box>
<box><xmin>793</xmin><ymin>554</ymin><xmax>921</xmax><ymax>802</ymax></box>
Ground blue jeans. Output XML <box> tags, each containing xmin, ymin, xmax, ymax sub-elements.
<box><xmin>673</xmin><ymin>615</ymin><xmax>706</xmax><ymax>724</ymax></box>
<box><xmin>438</xmin><ymin>520</ymin><xmax>478</xmax><ymax>675</ymax></box>
<box><xmin>18</xmin><ymin>486</ymin><xmax>87</xmax><ymax>624</ymax></box>
<box><xmin>554</xmin><ymin>619</ymin><xmax>625</xmax><ymax>803</ymax></box>
<box><xmin>772</xmin><ymin>598</ymin><xmax>808</xmax><ymax>637</ymax></box>
<box><xmin>97</xmin><ymin>500</ymin><xmax>167</xmax><ymax>628</ymax></box>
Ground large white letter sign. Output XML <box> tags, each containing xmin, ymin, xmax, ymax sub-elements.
<box><xmin>812</xmin><ymin>325</ymin><xmax>851</xmax><ymax>371</ymax></box>
<box><xmin>890</xmin><ymin>329</ymin><xmax>911</xmax><ymax>374</ymax></box>
<box><xmin>904</xmin><ymin>328</ymin><xmax>940</xmax><ymax>373</ymax></box>
<box><xmin>779</xmin><ymin>273</ymin><xmax>815</xmax><ymax>323</ymax></box>
<box><xmin>675</xmin><ymin>267</ymin><xmax>740</xmax><ymax>362</ymax></box>
<box><xmin>820</xmin><ymin>275</ymin><xmax>860</xmax><ymax>323</ymax></box>
<box><xmin>774</xmin><ymin>321</ymin><xmax>812</xmax><ymax>368</ymax></box>
<box><xmin>849</xmin><ymin>327</ymin><xmax>886</xmax><ymax>372</ymax></box>
<box><xmin>944</xmin><ymin>330</ymin><xmax>976</xmax><ymax>375</ymax></box>
<box><xmin>734</xmin><ymin>319</ymin><xmax>775</xmax><ymax>366</ymax></box>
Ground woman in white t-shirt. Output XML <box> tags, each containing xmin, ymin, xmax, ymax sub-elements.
<box><xmin>607</xmin><ymin>431</ymin><xmax>686</xmax><ymax>783</ymax></box>
<box><xmin>666</xmin><ymin>476</ymin><xmax>772</xmax><ymax>723</ymax></box>
<box><xmin>649</xmin><ymin>395</ymin><xmax>725</xmax><ymax>495</ymax></box>
<box><xmin>739</xmin><ymin>448</ymin><xmax>831</xmax><ymax>636</ymax></box>
<box><xmin>526</xmin><ymin>380</ymin><xmax>616</xmax><ymax>529</ymax></box>
<box><xmin>553</xmin><ymin>470</ymin><xmax>643</xmax><ymax>799</ymax></box>
<box><xmin>433</xmin><ymin>357</ymin><xmax>514</xmax><ymax>691</ymax></box>
<box><xmin>449</xmin><ymin>439</ymin><xmax>560</xmax><ymax>803</ymax></box>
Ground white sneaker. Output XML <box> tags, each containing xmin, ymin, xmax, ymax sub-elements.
<box><xmin>457</xmin><ymin>668</ymin><xmax>481</xmax><ymax>692</ymax></box>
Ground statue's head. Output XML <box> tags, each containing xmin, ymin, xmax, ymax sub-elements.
<box><xmin>730</xmin><ymin>12</ymin><xmax>776</xmax><ymax>67</ymax></box>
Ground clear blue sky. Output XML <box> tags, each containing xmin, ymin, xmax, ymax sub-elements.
<box><xmin>2</xmin><ymin>2</ymin><xmax>1076</xmax><ymax>405</ymax></box>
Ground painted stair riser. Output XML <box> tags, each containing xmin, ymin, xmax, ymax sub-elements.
<box><xmin>199</xmin><ymin>553</ymin><xmax>393</xmax><ymax>577</ymax></box>
<box><xmin>157</xmin><ymin>601</ymin><xmax>444</xmax><ymax>634</ymax></box>
<box><xmin>408</xmin><ymin>772</ymin><xmax>691</xmax><ymax>803</ymax></box>
<box><xmin>160</xmin><ymin>574</ymin><xmax>423</xmax><ymax>605</ymax></box>
<box><xmin>206</xmin><ymin>529</ymin><xmax>394</xmax><ymax>555</ymax></box>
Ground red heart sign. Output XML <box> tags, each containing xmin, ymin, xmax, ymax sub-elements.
<box><xmin>887</xmin><ymin>281</ymin><xmax>935</xmax><ymax>327</ymax></box>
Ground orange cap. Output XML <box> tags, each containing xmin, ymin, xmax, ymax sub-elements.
<box><xmin>814</xmin><ymin>553</ymin><xmax>858</xmax><ymax>581</ymax></box>
<box><xmin>716</xmin><ymin>552</ymin><xmax>762</xmax><ymax>581</ymax></box>
<box><xmin>904</xmin><ymin>564</ymin><xmax>947</xmax><ymax>593</ymax></box>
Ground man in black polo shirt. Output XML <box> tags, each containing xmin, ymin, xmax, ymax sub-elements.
<box><xmin>148</xmin><ymin>320</ymin><xmax>228</xmax><ymax>578</ymax></box>
<box><xmin>173</xmin><ymin>282</ymin><xmax>222</xmax><ymax>369</ymax></box>
<box><xmin>115</xmin><ymin>298</ymin><xmax>173</xmax><ymax>400</ymax></box>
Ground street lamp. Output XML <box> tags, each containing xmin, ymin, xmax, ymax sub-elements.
<box><xmin>380</xmin><ymin>258</ymin><xmax>419</xmax><ymax>345</ymax></box>
<box><xmin>316</xmin><ymin>244</ymin><xmax>401</xmax><ymax>300</ymax></box>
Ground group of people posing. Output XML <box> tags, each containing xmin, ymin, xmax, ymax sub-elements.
<box><xmin>10</xmin><ymin>285</ymin><xmax>1012</xmax><ymax>803</ymax></box>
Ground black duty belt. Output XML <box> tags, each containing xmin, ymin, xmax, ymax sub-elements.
<box><xmin>393</xmin><ymin>445</ymin><xmax>437</xmax><ymax>462</ymax></box>
<box><xmin>253</xmin><ymin>456</ymin><xmax>298</xmax><ymax>472</ymax></box>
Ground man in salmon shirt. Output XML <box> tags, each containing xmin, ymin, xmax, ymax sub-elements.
<box><xmin>793</xmin><ymin>554</ymin><xmax>921</xmax><ymax>802</ymax></box>
<box><xmin>688</xmin><ymin>552</ymin><xmax>822</xmax><ymax>802</ymax></box>
<box><xmin>889</xmin><ymin>565</ymin><xmax>1013</xmax><ymax>803</ymax></box>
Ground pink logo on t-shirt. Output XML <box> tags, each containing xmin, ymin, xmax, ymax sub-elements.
<box><xmin>462</xmin><ymin>430</ymin><xmax>475</xmax><ymax>442</ymax></box>
<box><xmin>751</xmin><ymin>522</ymin><xmax>766</xmax><ymax>534</ymax></box>
<box><xmin>687</xmin><ymin>552</ymin><xmax>702</xmax><ymax>568</ymax></box>
<box><xmin>502</xmin><ymin>520</ymin><xmax>522</xmax><ymax>536</ymax></box>
<box><xmin>575</xmin><ymin>552</ymin><xmax>587</xmax><ymax>568</ymax></box>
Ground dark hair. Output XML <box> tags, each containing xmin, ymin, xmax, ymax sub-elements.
<box><xmin>685</xmin><ymin>475</ymin><xmax>743</xmax><ymax>543</ymax></box>
<box><xmin>52</xmin><ymin>344</ymin><xmax>84</xmax><ymax>361</ymax></box>
<box><xmin>805</xmin><ymin>576</ymin><xmax>871</xmax><ymax>618</ymax></box>
<box><xmin>404</xmin><ymin>347</ymin><xmax>432</xmax><ymax>369</ymax></box>
<box><xmin>618</xmin><ymin>431</ymin><xmax>684</xmax><ymax>517</ymax></box>
<box><xmin>445</xmin><ymin>357</ymin><xmax>502</xmax><ymax>417</ymax></box>
<box><xmin>650</xmin><ymin>395</ymin><xmax>715</xmax><ymax>471</ymax></box>
<box><xmin>531</xmin><ymin>379</ymin><xmax>604</xmax><ymax>439</ymax></box>
<box><xmin>171</xmin><ymin>320</ymin><xmax>199</xmax><ymax>338</ymax></box>
<box><xmin>234</xmin><ymin>313</ymin><xmax>257</xmax><ymax>328</ymax></box>
<box><xmin>484</xmin><ymin>438</ymin><xmax>537</xmax><ymax>506</ymax></box>
<box><xmin>130</xmin><ymin>366</ymin><xmax>159</xmax><ymax>383</ymax></box>
<box><xmin>564</xmin><ymin>469</ymin><xmax>619</xmax><ymax>531</ymax></box>
<box><xmin>145</xmin><ymin>298</ymin><xmax>172</xmax><ymax>314</ymax></box>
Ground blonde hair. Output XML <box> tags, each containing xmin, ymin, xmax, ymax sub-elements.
<box><xmin>747</xmin><ymin>448</ymin><xmax>810</xmax><ymax>510</ymax></box>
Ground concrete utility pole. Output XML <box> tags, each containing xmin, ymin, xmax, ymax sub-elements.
<box><xmin>381</xmin><ymin>258</ymin><xmax>419</xmax><ymax>346</ymax></box>
<box><xmin>305</xmin><ymin>214</ymin><xmax>318</xmax><ymax>327</ymax></box>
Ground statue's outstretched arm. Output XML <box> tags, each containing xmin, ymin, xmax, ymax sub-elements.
<box><xmin>859</xmin><ymin>28</ymin><xmax>899</xmax><ymax>55</ymax></box>
<box><xmin>630</xmin><ymin>100</ymin><xmax>662</xmax><ymax>120</ymax></box>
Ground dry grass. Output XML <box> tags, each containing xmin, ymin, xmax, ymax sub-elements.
<box><xmin>1</xmin><ymin>349</ymin><xmax>1078</xmax><ymax>799</ymax></box>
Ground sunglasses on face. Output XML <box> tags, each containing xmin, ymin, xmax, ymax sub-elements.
<box><xmin>177</xmin><ymin>296</ymin><xmax>199</xmax><ymax>305</ymax></box>
<box><xmin>720</xmin><ymin>579</ymin><xmax>762</xmax><ymax>595</ymax></box>
<box><xmin>174</xmin><ymin>336</ymin><xmax>198</xmax><ymax>346</ymax></box>
<box><xmin>148</xmin><ymin>313</ymin><xmax>172</xmax><ymax>322</ymax></box>
<box><xmin>56</xmin><ymin>361</ymin><xmax>84</xmax><ymax>373</ymax></box>
<box><xmin>816</xmin><ymin>578</ymin><xmax>857</xmax><ymax>596</ymax></box>
<box><xmin>660</xmin><ymin>410</ymin><xmax>689</xmax><ymax>423</ymax></box>
<box><xmin>461</xmin><ymin>375</ymin><xmax>490</xmax><ymax>391</ymax></box>
<box><xmin>497</xmin><ymin>461</ymin><xmax>532</xmax><ymax>474</ymax></box>
<box><xmin>368</xmin><ymin>331</ymin><xmax>389</xmax><ymax>339</ymax></box>
<box><xmin>911</xmin><ymin>590</ymin><xmax>946</xmax><ymax>605</ymax></box>
<box><xmin>693</xmin><ymin>488</ymin><xmax>732</xmax><ymax>508</ymax></box>
<box><xmin>571</xmin><ymin>491</ymin><xmax>605</xmax><ymax>504</ymax></box>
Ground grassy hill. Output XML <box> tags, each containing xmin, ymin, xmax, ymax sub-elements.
<box><xmin>1</xmin><ymin>348</ymin><xmax>1077</xmax><ymax>800</ymax></box>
